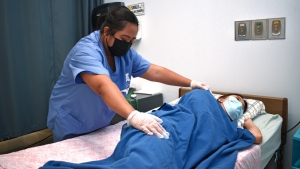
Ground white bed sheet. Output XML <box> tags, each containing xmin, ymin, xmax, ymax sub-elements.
<box><xmin>252</xmin><ymin>113</ymin><xmax>283</xmax><ymax>168</ymax></box>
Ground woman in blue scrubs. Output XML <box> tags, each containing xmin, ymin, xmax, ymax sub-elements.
<box><xmin>47</xmin><ymin>6</ymin><xmax>210</xmax><ymax>142</ymax></box>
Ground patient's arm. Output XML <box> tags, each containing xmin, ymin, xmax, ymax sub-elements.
<box><xmin>243</xmin><ymin>119</ymin><xmax>262</xmax><ymax>144</ymax></box>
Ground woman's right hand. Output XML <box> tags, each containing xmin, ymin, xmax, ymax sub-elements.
<box><xmin>127</xmin><ymin>110</ymin><xmax>169</xmax><ymax>139</ymax></box>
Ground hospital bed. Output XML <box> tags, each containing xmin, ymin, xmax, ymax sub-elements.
<box><xmin>178</xmin><ymin>87</ymin><xmax>287</xmax><ymax>169</ymax></box>
<box><xmin>0</xmin><ymin>87</ymin><xmax>287</xmax><ymax>169</ymax></box>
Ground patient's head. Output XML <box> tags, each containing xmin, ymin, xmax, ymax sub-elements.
<box><xmin>217</xmin><ymin>94</ymin><xmax>248</xmax><ymax>121</ymax></box>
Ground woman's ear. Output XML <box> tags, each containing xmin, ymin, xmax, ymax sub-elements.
<box><xmin>103</xmin><ymin>26</ymin><xmax>110</xmax><ymax>36</ymax></box>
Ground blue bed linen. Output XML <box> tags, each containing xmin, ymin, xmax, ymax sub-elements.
<box><xmin>40</xmin><ymin>89</ymin><xmax>255</xmax><ymax>169</ymax></box>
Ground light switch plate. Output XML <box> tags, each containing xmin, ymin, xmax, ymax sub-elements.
<box><xmin>268</xmin><ymin>17</ymin><xmax>285</xmax><ymax>39</ymax></box>
<box><xmin>251</xmin><ymin>19</ymin><xmax>267</xmax><ymax>40</ymax></box>
<box><xmin>235</xmin><ymin>20</ymin><xmax>251</xmax><ymax>41</ymax></box>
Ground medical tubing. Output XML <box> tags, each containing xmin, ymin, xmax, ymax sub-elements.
<box><xmin>126</xmin><ymin>92</ymin><xmax>133</xmax><ymax>105</ymax></box>
<box><xmin>282</xmin><ymin>120</ymin><xmax>300</xmax><ymax>135</ymax></box>
<box><xmin>135</xmin><ymin>98</ymin><xmax>139</xmax><ymax>110</ymax></box>
<box><xmin>125</xmin><ymin>92</ymin><xmax>139</xmax><ymax>111</ymax></box>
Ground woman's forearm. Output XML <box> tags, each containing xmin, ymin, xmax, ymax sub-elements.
<box><xmin>80</xmin><ymin>73</ymin><xmax>135</xmax><ymax>118</ymax></box>
<box><xmin>141</xmin><ymin>64</ymin><xmax>191</xmax><ymax>87</ymax></box>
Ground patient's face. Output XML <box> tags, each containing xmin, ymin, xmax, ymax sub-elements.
<box><xmin>219</xmin><ymin>95</ymin><xmax>246</xmax><ymax>111</ymax></box>
<box><xmin>218</xmin><ymin>95</ymin><xmax>246</xmax><ymax>120</ymax></box>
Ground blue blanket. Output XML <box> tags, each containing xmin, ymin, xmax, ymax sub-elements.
<box><xmin>40</xmin><ymin>89</ymin><xmax>255</xmax><ymax>169</ymax></box>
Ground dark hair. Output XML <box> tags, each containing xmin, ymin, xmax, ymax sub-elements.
<box><xmin>96</xmin><ymin>6</ymin><xmax>139</xmax><ymax>35</ymax></box>
<box><xmin>218</xmin><ymin>93</ymin><xmax>248</xmax><ymax>113</ymax></box>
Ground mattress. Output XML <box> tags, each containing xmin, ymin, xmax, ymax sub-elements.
<box><xmin>0</xmin><ymin>122</ymin><xmax>125</xmax><ymax>169</ymax></box>
<box><xmin>253</xmin><ymin>113</ymin><xmax>283</xmax><ymax>168</ymax></box>
<box><xmin>0</xmin><ymin>101</ymin><xmax>282</xmax><ymax>169</ymax></box>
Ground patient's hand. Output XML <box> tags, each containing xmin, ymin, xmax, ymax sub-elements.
<box><xmin>244</xmin><ymin>118</ymin><xmax>253</xmax><ymax>126</ymax></box>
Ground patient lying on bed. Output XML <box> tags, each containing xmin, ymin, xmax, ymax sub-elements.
<box><xmin>40</xmin><ymin>89</ymin><xmax>261</xmax><ymax>169</ymax></box>
<box><xmin>216</xmin><ymin>93</ymin><xmax>262</xmax><ymax>144</ymax></box>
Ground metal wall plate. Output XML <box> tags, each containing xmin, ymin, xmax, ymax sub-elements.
<box><xmin>235</xmin><ymin>20</ymin><xmax>251</xmax><ymax>41</ymax></box>
<box><xmin>268</xmin><ymin>17</ymin><xmax>285</xmax><ymax>39</ymax></box>
<box><xmin>251</xmin><ymin>19</ymin><xmax>268</xmax><ymax>40</ymax></box>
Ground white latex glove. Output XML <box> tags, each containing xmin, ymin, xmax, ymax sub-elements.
<box><xmin>127</xmin><ymin>110</ymin><xmax>170</xmax><ymax>139</ymax></box>
<box><xmin>190</xmin><ymin>80</ymin><xmax>210</xmax><ymax>90</ymax></box>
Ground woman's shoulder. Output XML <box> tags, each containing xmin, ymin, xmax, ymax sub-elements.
<box><xmin>69</xmin><ymin>31</ymin><xmax>105</xmax><ymax>57</ymax></box>
<box><xmin>78</xmin><ymin>31</ymin><xmax>101</xmax><ymax>47</ymax></box>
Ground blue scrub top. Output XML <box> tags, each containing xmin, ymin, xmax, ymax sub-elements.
<box><xmin>47</xmin><ymin>31</ymin><xmax>151</xmax><ymax>142</ymax></box>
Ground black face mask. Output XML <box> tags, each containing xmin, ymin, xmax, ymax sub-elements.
<box><xmin>107</xmin><ymin>36</ymin><xmax>132</xmax><ymax>57</ymax></box>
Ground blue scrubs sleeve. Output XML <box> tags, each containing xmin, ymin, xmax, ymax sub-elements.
<box><xmin>131</xmin><ymin>49</ymin><xmax>151</xmax><ymax>77</ymax></box>
<box><xmin>69</xmin><ymin>45</ymin><xmax>109</xmax><ymax>84</ymax></box>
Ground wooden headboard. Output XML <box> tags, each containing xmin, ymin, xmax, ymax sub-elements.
<box><xmin>178</xmin><ymin>87</ymin><xmax>288</xmax><ymax>145</ymax></box>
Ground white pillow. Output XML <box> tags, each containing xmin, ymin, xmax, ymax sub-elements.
<box><xmin>237</xmin><ymin>99</ymin><xmax>266</xmax><ymax>128</ymax></box>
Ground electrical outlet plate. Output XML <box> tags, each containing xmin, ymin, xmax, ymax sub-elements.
<box><xmin>235</xmin><ymin>20</ymin><xmax>251</xmax><ymax>41</ymax></box>
<box><xmin>251</xmin><ymin>19</ymin><xmax>267</xmax><ymax>40</ymax></box>
<box><xmin>268</xmin><ymin>17</ymin><xmax>285</xmax><ymax>39</ymax></box>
